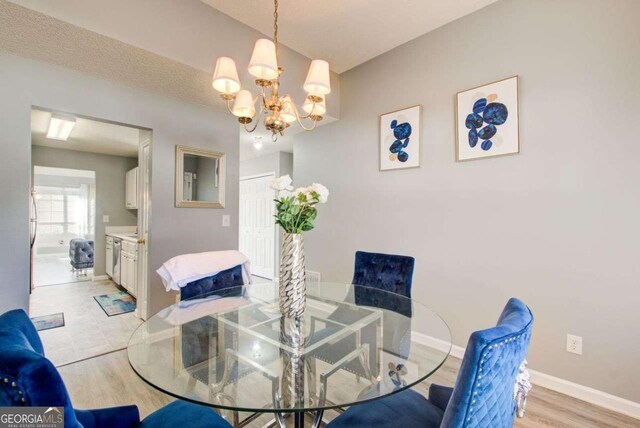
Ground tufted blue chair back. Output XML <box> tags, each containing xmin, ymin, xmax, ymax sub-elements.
<box><xmin>180</xmin><ymin>265</ymin><xmax>245</xmax><ymax>378</ymax></box>
<box><xmin>179</xmin><ymin>265</ymin><xmax>245</xmax><ymax>301</ymax></box>
<box><xmin>352</xmin><ymin>251</ymin><xmax>414</xmax><ymax>317</ymax></box>
<box><xmin>441</xmin><ymin>298</ymin><xmax>533</xmax><ymax>428</ymax></box>
<box><xmin>0</xmin><ymin>310</ymin><xmax>82</xmax><ymax>427</ymax></box>
<box><xmin>69</xmin><ymin>239</ymin><xmax>94</xmax><ymax>270</ymax></box>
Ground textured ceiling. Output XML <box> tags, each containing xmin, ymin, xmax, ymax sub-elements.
<box><xmin>200</xmin><ymin>0</ymin><xmax>499</xmax><ymax>73</ymax></box>
<box><xmin>0</xmin><ymin>1</ymin><xmax>334</xmax><ymax>160</ymax></box>
<box><xmin>31</xmin><ymin>109</ymin><xmax>141</xmax><ymax>158</ymax></box>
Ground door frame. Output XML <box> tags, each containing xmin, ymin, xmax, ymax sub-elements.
<box><xmin>137</xmin><ymin>137</ymin><xmax>151</xmax><ymax>320</ymax></box>
<box><xmin>239</xmin><ymin>172</ymin><xmax>277</xmax><ymax>280</ymax></box>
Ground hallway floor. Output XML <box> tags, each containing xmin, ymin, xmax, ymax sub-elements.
<box><xmin>29</xmin><ymin>279</ymin><xmax>142</xmax><ymax>366</ymax></box>
<box><xmin>33</xmin><ymin>254</ymin><xmax>93</xmax><ymax>287</ymax></box>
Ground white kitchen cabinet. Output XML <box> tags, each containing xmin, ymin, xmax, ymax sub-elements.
<box><xmin>105</xmin><ymin>236</ymin><xmax>114</xmax><ymax>278</ymax></box>
<box><xmin>125</xmin><ymin>167</ymin><xmax>139</xmax><ymax>209</ymax></box>
<box><xmin>121</xmin><ymin>240</ymin><xmax>138</xmax><ymax>297</ymax></box>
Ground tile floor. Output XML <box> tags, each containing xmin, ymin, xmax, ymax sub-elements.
<box><xmin>33</xmin><ymin>254</ymin><xmax>93</xmax><ymax>287</ymax></box>
<box><xmin>29</xmin><ymin>279</ymin><xmax>142</xmax><ymax>366</ymax></box>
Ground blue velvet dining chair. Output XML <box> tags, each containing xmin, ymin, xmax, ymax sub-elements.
<box><xmin>179</xmin><ymin>265</ymin><xmax>246</xmax><ymax>386</ymax></box>
<box><xmin>0</xmin><ymin>309</ymin><xmax>232</xmax><ymax>428</ymax></box>
<box><xmin>327</xmin><ymin>297</ymin><xmax>534</xmax><ymax>428</ymax></box>
<box><xmin>352</xmin><ymin>251</ymin><xmax>415</xmax><ymax>298</ymax></box>
<box><xmin>311</xmin><ymin>251</ymin><xmax>416</xmax><ymax>379</ymax></box>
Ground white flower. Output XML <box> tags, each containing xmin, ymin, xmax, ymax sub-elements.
<box><xmin>311</xmin><ymin>183</ymin><xmax>329</xmax><ymax>203</ymax></box>
<box><xmin>271</xmin><ymin>175</ymin><xmax>293</xmax><ymax>191</ymax></box>
<box><xmin>292</xmin><ymin>187</ymin><xmax>311</xmax><ymax>204</ymax></box>
<box><xmin>278</xmin><ymin>189</ymin><xmax>293</xmax><ymax>199</ymax></box>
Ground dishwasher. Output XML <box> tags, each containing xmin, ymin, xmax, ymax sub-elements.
<box><xmin>112</xmin><ymin>237</ymin><xmax>122</xmax><ymax>285</ymax></box>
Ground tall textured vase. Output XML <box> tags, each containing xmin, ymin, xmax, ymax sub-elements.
<box><xmin>279</xmin><ymin>233</ymin><xmax>306</xmax><ymax>318</ymax></box>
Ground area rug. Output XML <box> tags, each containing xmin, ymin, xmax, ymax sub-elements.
<box><xmin>94</xmin><ymin>291</ymin><xmax>136</xmax><ymax>316</ymax></box>
<box><xmin>30</xmin><ymin>313</ymin><xmax>65</xmax><ymax>331</ymax></box>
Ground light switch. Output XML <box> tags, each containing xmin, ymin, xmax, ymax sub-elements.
<box><xmin>222</xmin><ymin>215</ymin><xmax>230</xmax><ymax>227</ymax></box>
<box><xmin>102</xmin><ymin>215</ymin><xmax>110</xmax><ymax>223</ymax></box>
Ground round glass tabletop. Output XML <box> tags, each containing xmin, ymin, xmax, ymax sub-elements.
<box><xmin>127</xmin><ymin>282</ymin><xmax>451</xmax><ymax>414</ymax></box>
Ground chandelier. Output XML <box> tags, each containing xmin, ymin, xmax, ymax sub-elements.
<box><xmin>211</xmin><ymin>0</ymin><xmax>330</xmax><ymax>141</ymax></box>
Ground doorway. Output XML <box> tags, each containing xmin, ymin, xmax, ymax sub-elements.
<box><xmin>32</xmin><ymin>166</ymin><xmax>96</xmax><ymax>287</ymax></box>
<box><xmin>28</xmin><ymin>108</ymin><xmax>152</xmax><ymax>366</ymax></box>
<box><xmin>239</xmin><ymin>173</ymin><xmax>276</xmax><ymax>279</ymax></box>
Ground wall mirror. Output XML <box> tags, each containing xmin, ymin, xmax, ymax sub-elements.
<box><xmin>175</xmin><ymin>145</ymin><xmax>225</xmax><ymax>208</ymax></box>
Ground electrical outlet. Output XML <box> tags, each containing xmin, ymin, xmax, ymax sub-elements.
<box><xmin>102</xmin><ymin>215</ymin><xmax>110</xmax><ymax>223</ymax></box>
<box><xmin>306</xmin><ymin>270</ymin><xmax>321</xmax><ymax>283</ymax></box>
<box><xmin>566</xmin><ymin>334</ymin><xmax>583</xmax><ymax>355</ymax></box>
<box><xmin>222</xmin><ymin>215</ymin><xmax>230</xmax><ymax>227</ymax></box>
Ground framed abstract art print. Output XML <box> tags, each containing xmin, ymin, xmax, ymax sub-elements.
<box><xmin>379</xmin><ymin>105</ymin><xmax>421</xmax><ymax>171</ymax></box>
<box><xmin>456</xmin><ymin>76</ymin><xmax>519</xmax><ymax>161</ymax></box>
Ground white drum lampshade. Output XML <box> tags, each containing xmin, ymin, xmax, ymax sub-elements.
<box><xmin>232</xmin><ymin>90</ymin><xmax>256</xmax><ymax>118</ymax></box>
<box><xmin>303</xmin><ymin>97</ymin><xmax>326</xmax><ymax>116</ymax></box>
<box><xmin>248</xmin><ymin>39</ymin><xmax>279</xmax><ymax>80</ymax></box>
<box><xmin>212</xmin><ymin>57</ymin><xmax>241</xmax><ymax>95</ymax></box>
<box><xmin>304</xmin><ymin>60</ymin><xmax>331</xmax><ymax>96</ymax></box>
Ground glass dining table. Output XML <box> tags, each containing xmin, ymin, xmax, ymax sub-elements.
<box><xmin>128</xmin><ymin>282</ymin><xmax>451</xmax><ymax>428</ymax></box>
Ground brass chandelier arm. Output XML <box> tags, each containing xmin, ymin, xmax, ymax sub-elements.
<box><xmin>243</xmin><ymin>100</ymin><xmax>265</xmax><ymax>133</ymax></box>
<box><xmin>225</xmin><ymin>98</ymin><xmax>235</xmax><ymax>115</ymax></box>
<box><xmin>290</xmin><ymin>101</ymin><xmax>320</xmax><ymax>132</ymax></box>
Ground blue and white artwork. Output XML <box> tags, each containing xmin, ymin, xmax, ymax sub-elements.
<box><xmin>380</xmin><ymin>105</ymin><xmax>421</xmax><ymax>170</ymax></box>
<box><xmin>456</xmin><ymin>76</ymin><xmax>519</xmax><ymax>161</ymax></box>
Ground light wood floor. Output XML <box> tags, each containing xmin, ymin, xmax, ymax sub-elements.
<box><xmin>58</xmin><ymin>348</ymin><xmax>640</xmax><ymax>428</ymax></box>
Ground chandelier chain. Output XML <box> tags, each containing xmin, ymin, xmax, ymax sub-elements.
<box><xmin>273</xmin><ymin>0</ymin><xmax>279</xmax><ymax>63</ymax></box>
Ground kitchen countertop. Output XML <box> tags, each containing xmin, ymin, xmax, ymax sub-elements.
<box><xmin>105</xmin><ymin>226</ymin><xmax>138</xmax><ymax>243</ymax></box>
<box><xmin>107</xmin><ymin>232</ymin><xmax>138</xmax><ymax>243</ymax></box>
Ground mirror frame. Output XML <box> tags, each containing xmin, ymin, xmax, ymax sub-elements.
<box><xmin>175</xmin><ymin>145</ymin><xmax>225</xmax><ymax>208</ymax></box>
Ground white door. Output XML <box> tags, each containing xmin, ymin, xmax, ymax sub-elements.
<box><xmin>136</xmin><ymin>139</ymin><xmax>150</xmax><ymax>319</ymax></box>
<box><xmin>239</xmin><ymin>174</ymin><xmax>276</xmax><ymax>279</ymax></box>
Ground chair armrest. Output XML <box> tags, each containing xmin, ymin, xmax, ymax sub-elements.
<box><xmin>75</xmin><ymin>405</ymin><xmax>140</xmax><ymax>428</ymax></box>
<box><xmin>428</xmin><ymin>384</ymin><xmax>454</xmax><ymax>412</ymax></box>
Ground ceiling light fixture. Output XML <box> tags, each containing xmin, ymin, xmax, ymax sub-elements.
<box><xmin>211</xmin><ymin>0</ymin><xmax>330</xmax><ymax>142</ymax></box>
<box><xmin>253</xmin><ymin>136</ymin><xmax>264</xmax><ymax>150</ymax></box>
<box><xmin>46</xmin><ymin>114</ymin><xmax>76</xmax><ymax>141</ymax></box>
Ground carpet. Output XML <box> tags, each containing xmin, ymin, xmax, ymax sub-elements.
<box><xmin>30</xmin><ymin>312</ymin><xmax>65</xmax><ymax>331</ymax></box>
<box><xmin>94</xmin><ymin>291</ymin><xmax>136</xmax><ymax>316</ymax></box>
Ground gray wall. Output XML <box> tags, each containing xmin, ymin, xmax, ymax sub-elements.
<box><xmin>240</xmin><ymin>151</ymin><xmax>294</xmax><ymax>179</ymax></box>
<box><xmin>293</xmin><ymin>0</ymin><xmax>640</xmax><ymax>402</ymax></box>
<box><xmin>31</xmin><ymin>146</ymin><xmax>138</xmax><ymax>275</ymax></box>
<box><xmin>279</xmin><ymin>152</ymin><xmax>294</xmax><ymax>181</ymax></box>
<box><xmin>0</xmin><ymin>53</ymin><xmax>239</xmax><ymax>316</ymax></box>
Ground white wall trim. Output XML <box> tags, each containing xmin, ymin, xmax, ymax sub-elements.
<box><xmin>92</xmin><ymin>275</ymin><xmax>109</xmax><ymax>281</ymax></box>
<box><xmin>412</xmin><ymin>332</ymin><xmax>640</xmax><ymax>420</ymax></box>
<box><xmin>239</xmin><ymin>172</ymin><xmax>277</xmax><ymax>181</ymax></box>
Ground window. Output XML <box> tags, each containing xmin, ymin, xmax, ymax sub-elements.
<box><xmin>35</xmin><ymin>186</ymin><xmax>83</xmax><ymax>235</ymax></box>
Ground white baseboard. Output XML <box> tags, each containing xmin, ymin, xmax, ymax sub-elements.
<box><xmin>527</xmin><ymin>369</ymin><xmax>640</xmax><ymax>420</ymax></box>
<box><xmin>412</xmin><ymin>332</ymin><xmax>640</xmax><ymax>420</ymax></box>
<box><xmin>92</xmin><ymin>275</ymin><xmax>109</xmax><ymax>281</ymax></box>
<box><xmin>413</xmin><ymin>332</ymin><xmax>466</xmax><ymax>359</ymax></box>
